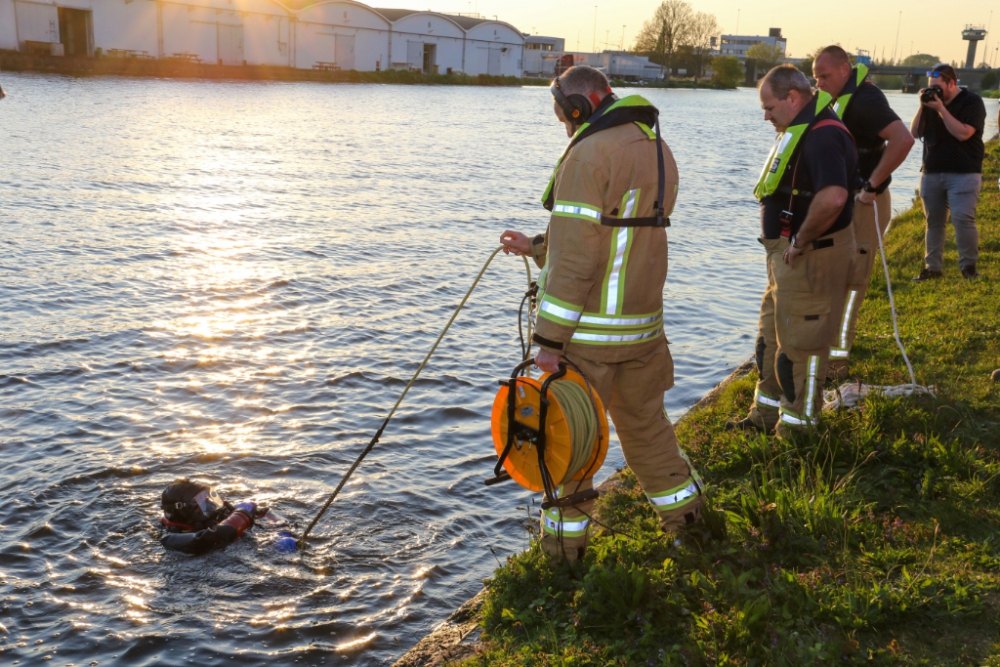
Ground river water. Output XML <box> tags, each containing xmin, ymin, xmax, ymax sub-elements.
<box><xmin>0</xmin><ymin>74</ymin><xmax>996</xmax><ymax>666</ymax></box>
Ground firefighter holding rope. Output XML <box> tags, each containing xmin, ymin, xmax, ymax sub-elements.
<box><xmin>501</xmin><ymin>65</ymin><xmax>703</xmax><ymax>560</ymax></box>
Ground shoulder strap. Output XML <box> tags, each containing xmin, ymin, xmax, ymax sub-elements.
<box><xmin>812</xmin><ymin>118</ymin><xmax>856</xmax><ymax>146</ymax></box>
<box><xmin>599</xmin><ymin>117</ymin><xmax>669</xmax><ymax>228</ymax></box>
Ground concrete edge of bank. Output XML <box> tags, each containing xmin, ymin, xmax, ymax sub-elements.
<box><xmin>390</xmin><ymin>357</ymin><xmax>757</xmax><ymax>667</ymax></box>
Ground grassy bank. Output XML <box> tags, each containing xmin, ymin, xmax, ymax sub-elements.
<box><xmin>983</xmin><ymin>90</ymin><xmax>1000</xmax><ymax>99</ymax></box>
<box><xmin>466</xmin><ymin>140</ymin><xmax>1000</xmax><ymax>666</ymax></box>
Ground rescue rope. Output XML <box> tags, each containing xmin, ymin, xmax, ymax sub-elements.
<box><xmin>298</xmin><ymin>247</ymin><xmax>534</xmax><ymax>549</ymax></box>
<box><xmin>825</xmin><ymin>201</ymin><xmax>934</xmax><ymax>410</ymax></box>
<box><xmin>546</xmin><ymin>380</ymin><xmax>599</xmax><ymax>481</ymax></box>
<box><xmin>873</xmin><ymin>202</ymin><xmax>917</xmax><ymax>388</ymax></box>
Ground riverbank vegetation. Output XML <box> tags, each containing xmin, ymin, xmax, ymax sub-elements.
<box><xmin>464</xmin><ymin>141</ymin><xmax>1000</xmax><ymax>666</ymax></box>
<box><xmin>0</xmin><ymin>51</ymin><xmax>546</xmax><ymax>87</ymax></box>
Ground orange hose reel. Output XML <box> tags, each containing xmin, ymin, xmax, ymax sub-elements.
<box><xmin>489</xmin><ymin>364</ymin><xmax>608</xmax><ymax>494</ymax></box>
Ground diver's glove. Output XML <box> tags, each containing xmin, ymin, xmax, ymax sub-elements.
<box><xmin>234</xmin><ymin>502</ymin><xmax>258</xmax><ymax>527</ymax></box>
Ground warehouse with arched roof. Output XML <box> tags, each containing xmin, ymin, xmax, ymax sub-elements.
<box><xmin>0</xmin><ymin>0</ymin><xmax>524</xmax><ymax>76</ymax></box>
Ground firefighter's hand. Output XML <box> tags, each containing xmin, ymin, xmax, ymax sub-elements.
<box><xmin>500</xmin><ymin>230</ymin><xmax>532</xmax><ymax>256</ymax></box>
<box><xmin>534</xmin><ymin>349</ymin><xmax>561</xmax><ymax>374</ymax></box>
<box><xmin>857</xmin><ymin>189</ymin><xmax>876</xmax><ymax>206</ymax></box>
<box><xmin>783</xmin><ymin>243</ymin><xmax>803</xmax><ymax>268</ymax></box>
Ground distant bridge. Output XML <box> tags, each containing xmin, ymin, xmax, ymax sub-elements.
<box><xmin>866</xmin><ymin>65</ymin><xmax>993</xmax><ymax>92</ymax></box>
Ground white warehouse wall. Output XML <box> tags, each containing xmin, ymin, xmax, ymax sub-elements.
<box><xmin>92</xmin><ymin>1</ymin><xmax>158</xmax><ymax>56</ymax></box>
<box><xmin>465</xmin><ymin>22</ymin><xmax>523</xmax><ymax>76</ymax></box>
<box><xmin>390</xmin><ymin>13</ymin><xmax>465</xmax><ymax>73</ymax></box>
<box><xmin>294</xmin><ymin>1</ymin><xmax>390</xmax><ymax>71</ymax></box>
<box><xmin>1</xmin><ymin>0</ymin><xmax>525</xmax><ymax>76</ymax></box>
<box><xmin>243</xmin><ymin>13</ymin><xmax>292</xmax><ymax>66</ymax></box>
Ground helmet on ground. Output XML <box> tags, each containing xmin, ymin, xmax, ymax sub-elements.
<box><xmin>161</xmin><ymin>480</ymin><xmax>231</xmax><ymax>529</ymax></box>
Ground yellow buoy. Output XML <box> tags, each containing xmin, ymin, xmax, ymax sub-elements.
<box><xmin>490</xmin><ymin>369</ymin><xmax>609</xmax><ymax>492</ymax></box>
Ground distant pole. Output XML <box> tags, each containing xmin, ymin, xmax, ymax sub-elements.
<box><xmin>621</xmin><ymin>25</ymin><xmax>626</xmax><ymax>50</ymax></box>
<box><xmin>892</xmin><ymin>11</ymin><xmax>901</xmax><ymax>64</ymax></box>
<box><xmin>735</xmin><ymin>9</ymin><xmax>740</xmax><ymax>36</ymax></box>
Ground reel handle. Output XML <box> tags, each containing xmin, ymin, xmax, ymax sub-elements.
<box><xmin>541</xmin><ymin>488</ymin><xmax>599</xmax><ymax>510</ymax></box>
<box><xmin>484</xmin><ymin>472</ymin><xmax>511</xmax><ymax>486</ymax></box>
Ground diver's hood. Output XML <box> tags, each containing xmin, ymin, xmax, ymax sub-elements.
<box><xmin>161</xmin><ymin>481</ymin><xmax>231</xmax><ymax>530</ymax></box>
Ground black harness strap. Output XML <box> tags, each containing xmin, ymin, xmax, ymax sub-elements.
<box><xmin>598</xmin><ymin>117</ymin><xmax>670</xmax><ymax>228</ymax></box>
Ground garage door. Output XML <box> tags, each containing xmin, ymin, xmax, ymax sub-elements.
<box><xmin>15</xmin><ymin>2</ymin><xmax>59</xmax><ymax>45</ymax></box>
<box><xmin>218</xmin><ymin>24</ymin><xmax>244</xmax><ymax>66</ymax></box>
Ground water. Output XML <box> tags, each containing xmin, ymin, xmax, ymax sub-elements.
<box><xmin>0</xmin><ymin>74</ymin><xmax>996</xmax><ymax>666</ymax></box>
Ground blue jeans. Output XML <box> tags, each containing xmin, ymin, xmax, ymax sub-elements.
<box><xmin>920</xmin><ymin>172</ymin><xmax>981</xmax><ymax>272</ymax></box>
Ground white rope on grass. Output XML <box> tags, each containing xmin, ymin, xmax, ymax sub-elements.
<box><xmin>873</xmin><ymin>198</ymin><xmax>919</xmax><ymax>389</ymax></box>
<box><xmin>824</xmin><ymin>199</ymin><xmax>935</xmax><ymax>411</ymax></box>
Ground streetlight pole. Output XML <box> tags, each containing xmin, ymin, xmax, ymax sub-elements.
<box><xmin>892</xmin><ymin>11</ymin><xmax>902</xmax><ymax>64</ymax></box>
<box><xmin>621</xmin><ymin>25</ymin><xmax>626</xmax><ymax>51</ymax></box>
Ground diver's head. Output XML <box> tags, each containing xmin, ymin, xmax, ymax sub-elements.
<box><xmin>161</xmin><ymin>480</ymin><xmax>231</xmax><ymax>529</ymax></box>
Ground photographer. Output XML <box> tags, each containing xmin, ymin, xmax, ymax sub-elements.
<box><xmin>910</xmin><ymin>63</ymin><xmax>987</xmax><ymax>281</ymax></box>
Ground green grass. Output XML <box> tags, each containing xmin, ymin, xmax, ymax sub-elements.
<box><xmin>462</xmin><ymin>141</ymin><xmax>1000</xmax><ymax>666</ymax></box>
<box><xmin>982</xmin><ymin>90</ymin><xmax>1000</xmax><ymax>99</ymax></box>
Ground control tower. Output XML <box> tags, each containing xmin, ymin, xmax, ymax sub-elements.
<box><xmin>963</xmin><ymin>25</ymin><xmax>987</xmax><ymax>68</ymax></box>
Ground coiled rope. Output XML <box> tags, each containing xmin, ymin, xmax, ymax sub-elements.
<box><xmin>298</xmin><ymin>247</ymin><xmax>534</xmax><ymax>549</ymax></box>
<box><xmin>546</xmin><ymin>380</ymin><xmax>599</xmax><ymax>482</ymax></box>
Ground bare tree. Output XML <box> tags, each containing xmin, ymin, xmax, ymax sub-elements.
<box><xmin>633</xmin><ymin>0</ymin><xmax>694</xmax><ymax>81</ymax></box>
<box><xmin>746</xmin><ymin>42</ymin><xmax>785</xmax><ymax>71</ymax></box>
<box><xmin>687</xmin><ymin>11</ymin><xmax>720</xmax><ymax>81</ymax></box>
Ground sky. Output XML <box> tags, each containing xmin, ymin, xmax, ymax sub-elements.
<box><xmin>377</xmin><ymin>0</ymin><xmax>999</xmax><ymax>66</ymax></box>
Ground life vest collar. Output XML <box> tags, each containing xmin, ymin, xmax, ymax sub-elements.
<box><xmin>753</xmin><ymin>90</ymin><xmax>834</xmax><ymax>202</ymax></box>
<box><xmin>542</xmin><ymin>95</ymin><xmax>659</xmax><ymax>212</ymax></box>
<box><xmin>832</xmin><ymin>64</ymin><xmax>869</xmax><ymax>119</ymax></box>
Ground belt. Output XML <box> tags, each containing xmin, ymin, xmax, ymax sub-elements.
<box><xmin>758</xmin><ymin>236</ymin><xmax>836</xmax><ymax>250</ymax></box>
<box><xmin>858</xmin><ymin>143</ymin><xmax>886</xmax><ymax>156</ymax></box>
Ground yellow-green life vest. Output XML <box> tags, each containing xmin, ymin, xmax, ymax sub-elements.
<box><xmin>753</xmin><ymin>90</ymin><xmax>834</xmax><ymax>202</ymax></box>
<box><xmin>542</xmin><ymin>95</ymin><xmax>659</xmax><ymax>210</ymax></box>
<box><xmin>831</xmin><ymin>64</ymin><xmax>869</xmax><ymax>120</ymax></box>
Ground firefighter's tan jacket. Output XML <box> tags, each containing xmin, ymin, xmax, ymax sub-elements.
<box><xmin>532</xmin><ymin>122</ymin><xmax>679</xmax><ymax>365</ymax></box>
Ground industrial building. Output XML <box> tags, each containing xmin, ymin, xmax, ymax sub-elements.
<box><xmin>719</xmin><ymin>28</ymin><xmax>786</xmax><ymax>61</ymax></box>
<box><xmin>523</xmin><ymin>35</ymin><xmax>564</xmax><ymax>77</ymax></box>
<box><xmin>0</xmin><ymin>0</ymin><xmax>525</xmax><ymax>76</ymax></box>
<box><xmin>522</xmin><ymin>35</ymin><xmax>660</xmax><ymax>81</ymax></box>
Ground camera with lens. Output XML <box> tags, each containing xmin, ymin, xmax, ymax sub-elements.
<box><xmin>920</xmin><ymin>85</ymin><xmax>943</xmax><ymax>104</ymax></box>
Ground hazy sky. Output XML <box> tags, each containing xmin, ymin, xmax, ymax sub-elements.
<box><xmin>379</xmin><ymin>0</ymin><xmax>999</xmax><ymax>66</ymax></box>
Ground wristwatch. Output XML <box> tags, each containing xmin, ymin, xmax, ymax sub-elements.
<box><xmin>862</xmin><ymin>180</ymin><xmax>878</xmax><ymax>193</ymax></box>
<box><xmin>790</xmin><ymin>235</ymin><xmax>802</xmax><ymax>249</ymax></box>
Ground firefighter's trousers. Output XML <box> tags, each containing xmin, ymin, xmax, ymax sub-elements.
<box><xmin>829</xmin><ymin>190</ymin><xmax>891</xmax><ymax>371</ymax></box>
<box><xmin>540</xmin><ymin>338</ymin><xmax>704</xmax><ymax>560</ymax></box>
<box><xmin>749</xmin><ymin>226</ymin><xmax>855</xmax><ymax>436</ymax></box>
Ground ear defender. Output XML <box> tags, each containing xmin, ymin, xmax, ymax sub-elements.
<box><xmin>551</xmin><ymin>78</ymin><xmax>593</xmax><ymax>128</ymax></box>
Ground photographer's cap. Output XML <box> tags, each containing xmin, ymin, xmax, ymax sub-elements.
<box><xmin>926</xmin><ymin>63</ymin><xmax>956</xmax><ymax>81</ymax></box>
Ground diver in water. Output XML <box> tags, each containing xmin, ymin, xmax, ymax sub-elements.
<box><xmin>160</xmin><ymin>480</ymin><xmax>292</xmax><ymax>555</ymax></box>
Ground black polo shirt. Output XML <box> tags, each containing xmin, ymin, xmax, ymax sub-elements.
<box><xmin>761</xmin><ymin>104</ymin><xmax>858</xmax><ymax>239</ymax></box>
<box><xmin>921</xmin><ymin>88</ymin><xmax>986</xmax><ymax>174</ymax></box>
<box><xmin>840</xmin><ymin>82</ymin><xmax>901</xmax><ymax>186</ymax></box>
